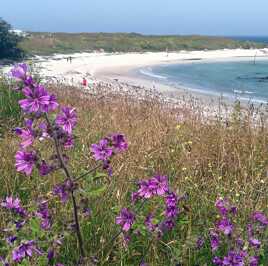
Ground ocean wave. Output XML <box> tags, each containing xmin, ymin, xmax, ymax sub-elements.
<box><xmin>139</xmin><ymin>68</ymin><xmax>167</xmax><ymax>80</ymax></box>
<box><xmin>233</xmin><ymin>89</ymin><xmax>254</xmax><ymax>94</ymax></box>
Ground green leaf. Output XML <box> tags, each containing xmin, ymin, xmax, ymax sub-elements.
<box><xmin>86</xmin><ymin>185</ymin><xmax>107</xmax><ymax>197</ymax></box>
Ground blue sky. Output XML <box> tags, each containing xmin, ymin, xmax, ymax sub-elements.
<box><xmin>2</xmin><ymin>0</ymin><xmax>268</xmax><ymax>35</ymax></box>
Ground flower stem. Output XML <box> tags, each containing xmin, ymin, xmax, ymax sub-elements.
<box><xmin>45</xmin><ymin>113</ymin><xmax>85</xmax><ymax>259</ymax></box>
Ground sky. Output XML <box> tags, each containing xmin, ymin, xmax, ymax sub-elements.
<box><xmin>1</xmin><ymin>0</ymin><xmax>268</xmax><ymax>36</ymax></box>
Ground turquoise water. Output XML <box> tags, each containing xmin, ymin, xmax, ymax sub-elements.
<box><xmin>138</xmin><ymin>60</ymin><xmax>268</xmax><ymax>103</ymax></box>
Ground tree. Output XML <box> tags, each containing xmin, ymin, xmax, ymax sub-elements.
<box><xmin>0</xmin><ymin>18</ymin><xmax>24</xmax><ymax>60</ymax></box>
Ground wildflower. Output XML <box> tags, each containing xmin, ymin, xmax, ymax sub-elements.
<box><xmin>110</xmin><ymin>133</ymin><xmax>128</xmax><ymax>153</ymax></box>
<box><xmin>212</xmin><ymin>257</ymin><xmax>222</xmax><ymax>265</ymax></box>
<box><xmin>249</xmin><ymin>256</ymin><xmax>259</xmax><ymax>266</ymax></box>
<box><xmin>196</xmin><ymin>237</ymin><xmax>205</xmax><ymax>249</ymax></box>
<box><xmin>10</xmin><ymin>63</ymin><xmax>28</xmax><ymax>80</ymax></box>
<box><xmin>251</xmin><ymin>211</ymin><xmax>268</xmax><ymax>226</ymax></box>
<box><xmin>215</xmin><ymin>198</ymin><xmax>237</xmax><ymax>217</ymax></box>
<box><xmin>14</xmin><ymin>119</ymin><xmax>35</xmax><ymax>148</ymax></box>
<box><xmin>1</xmin><ymin>196</ymin><xmax>27</xmax><ymax>217</ymax></box>
<box><xmin>0</xmin><ymin>256</ymin><xmax>10</xmax><ymax>266</ymax></box>
<box><xmin>210</xmin><ymin>231</ymin><xmax>220</xmax><ymax>252</ymax></box>
<box><xmin>53</xmin><ymin>179</ymin><xmax>75</xmax><ymax>203</ymax></box>
<box><xmin>221</xmin><ymin>250</ymin><xmax>246</xmax><ymax>265</ymax></box>
<box><xmin>38</xmin><ymin>160</ymin><xmax>52</xmax><ymax>176</ymax></box>
<box><xmin>15</xmin><ymin>150</ymin><xmax>37</xmax><ymax>176</ymax></box>
<box><xmin>153</xmin><ymin>175</ymin><xmax>169</xmax><ymax>196</ymax></box>
<box><xmin>36</xmin><ymin>199</ymin><xmax>51</xmax><ymax>230</ymax></box>
<box><xmin>249</xmin><ymin>238</ymin><xmax>261</xmax><ymax>249</ymax></box>
<box><xmin>6</xmin><ymin>236</ymin><xmax>17</xmax><ymax>245</ymax></box>
<box><xmin>44</xmin><ymin>94</ymin><xmax>59</xmax><ymax>112</ymax></box>
<box><xmin>137</xmin><ymin>180</ymin><xmax>155</xmax><ymax>199</ymax></box>
<box><xmin>55</xmin><ymin>107</ymin><xmax>77</xmax><ymax>134</ymax></box>
<box><xmin>19</xmin><ymin>85</ymin><xmax>50</xmax><ymax>113</ymax></box>
<box><xmin>91</xmin><ymin>139</ymin><xmax>113</xmax><ymax>161</ymax></box>
<box><xmin>12</xmin><ymin>241</ymin><xmax>42</xmax><ymax>263</ymax></box>
<box><xmin>116</xmin><ymin>208</ymin><xmax>135</xmax><ymax>232</ymax></box>
<box><xmin>165</xmin><ymin>192</ymin><xmax>179</xmax><ymax>218</ymax></box>
<box><xmin>145</xmin><ymin>213</ymin><xmax>157</xmax><ymax>232</ymax></box>
<box><xmin>217</xmin><ymin>218</ymin><xmax>233</xmax><ymax>235</ymax></box>
<box><xmin>47</xmin><ymin>249</ymin><xmax>54</xmax><ymax>261</ymax></box>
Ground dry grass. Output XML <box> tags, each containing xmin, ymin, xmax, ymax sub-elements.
<box><xmin>1</xmin><ymin>82</ymin><xmax>268</xmax><ymax>265</ymax></box>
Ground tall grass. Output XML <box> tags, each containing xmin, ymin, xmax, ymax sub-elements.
<box><xmin>0</xmin><ymin>76</ymin><xmax>23</xmax><ymax>135</ymax></box>
<box><xmin>1</xmin><ymin>81</ymin><xmax>268</xmax><ymax>265</ymax></box>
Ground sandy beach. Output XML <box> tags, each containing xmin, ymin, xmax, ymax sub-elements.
<box><xmin>30</xmin><ymin>48</ymin><xmax>268</xmax><ymax>98</ymax></box>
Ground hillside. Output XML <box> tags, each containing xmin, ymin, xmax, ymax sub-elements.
<box><xmin>19</xmin><ymin>32</ymin><xmax>267</xmax><ymax>55</ymax></box>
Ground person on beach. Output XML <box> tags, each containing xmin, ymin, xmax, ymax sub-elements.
<box><xmin>82</xmin><ymin>77</ymin><xmax>88</xmax><ymax>87</ymax></box>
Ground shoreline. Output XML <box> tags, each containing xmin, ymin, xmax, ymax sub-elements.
<box><xmin>3</xmin><ymin>49</ymin><xmax>268</xmax><ymax>108</ymax></box>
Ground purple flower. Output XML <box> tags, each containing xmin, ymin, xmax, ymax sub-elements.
<box><xmin>145</xmin><ymin>213</ymin><xmax>157</xmax><ymax>232</ymax></box>
<box><xmin>137</xmin><ymin>180</ymin><xmax>155</xmax><ymax>199</ymax></box>
<box><xmin>251</xmin><ymin>211</ymin><xmax>268</xmax><ymax>226</ymax></box>
<box><xmin>196</xmin><ymin>237</ymin><xmax>205</xmax><ymax>249</ymax></box>
<box><xmin>53</xmin><ymin>179</ymin><xmax>75</xmax><ymax>203</ymax></box>
<box><xmin>36</xmin><ymin>199</ymin><xmax>51</xmax><ymax>230</ymax></box>
<box><xmin>1</xmin><ymin>196</ymin><xmax>27</xmax><ymax>217</ymax></box>
<box><xmin>10</xmin><ymin>63</ymin><xmax>28</xmax><ymax>80</ymax></box>
<box><xmin>15</xmin><ymin>150</ymin><xmax>37</xmax><ymax>176</ymax></box>
<box><xmin>38</xmin><ymin>160</ymin><xmax>52</xmax><ymax>176</ymax></box>
<box><xmin>152</xmin><ymin>175</ymin><xmax>169</xmax><ymax>196</ymax></box>
<box><xmin>6</xmin><ymin>236</ymin><xmax>17</xmax><ymax>245</ymax></box>
<box><xmin>14</xmin><ymin>119</ymin><xmax>35</xmax><ymax>149</ymax></box>
<box><xmin>213</xmin><ymin>256</ymin><xmax>222</xmax><ymax>265</ymax></box>
<box><xmin>1</xmin><ymin>196</ymin><xmax>21</xmax><ymax>210</ymax></box>
<box><xmin>221</xmin><ymin>250</ymin><xmax>246</xmax><ymax>266</ymax></box>
<box><xmin>0</xmin><ymin>256</ymin><xmax>10</xmax><ymax>266</ymax></box>
<box><xmin>165</xmin><ymin>192</ymin><xmax>179</xmax><ymax>218</ymax></box>
<box><xmin>19</xmin><ymin>85</ymin><xmax>51</xmax><ymax>113</ymax></box>
<box><xmin>47</xmin><ymin>249</ymin><xmax>54</xmax><ymax>261</ymax></box>
<box><xmin>215</xmin><ymin>198</ymin><xmax>237</xmax><ymax>217</ymax></box>
<box><xmin>217</xmin><ymin>218</ymin><xmax>233</xmax><ymax>236</ymax></box>
<box><xmin>44</xmin><ymin>94</ymin><xmax>59</xmax><ymax>112</ymax></box>
<box><xmin>110</xmin><ymin>133</ymin><xmax>128</xmax><ymax>153</ymax></box>
<box><xmin>91</xmin><ymin>139</ymin><xmax>113</xmax><ymax>161</ymax></box>
<box><xmin>210</xmin><ymin>231</ymin><xmax>220</xmax><ymax>252</ymax></box>
<box><xmin>55</xmin><ymin>107</ymin><xmax>77</xmax><ymax>134</ymax></box>
<box><xmin>249</xmin><ymin>256</ymin><xmax>259</xmax><ymax>266</ymax></box>
<box><xmin>249</xmin><ymin>238</ymin><xmax>261</xmax><ymax>249</ymax></box>
<box><xmin>12</xmin><ymin>241</ymin><xmax>42</xmax><ymax>263</ymax></box>
<box><xmin>63</xmin><ymin>135</ymin><xmax>74</xmax><ymax>149</ymax></box>
<box><xmin>162</xmin><ymin>219</ymin><xmax>175</xmax><ymax>230</ymax></box>
<box><xmin>116</xmin><ymin>208</ymin><xmax>135</xmax><ymax>232</ymax></box>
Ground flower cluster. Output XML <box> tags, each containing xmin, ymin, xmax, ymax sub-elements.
<box><xmin>1</xmin><ymin>196</ymin><xmax>27</xmax><ymax>217</ymax></box>
<box><xmin>10</xmin><ymin>64</ymin><xmax>78</xmax><ymax>178</ymax></box>
<box><xmin>208</xmin><ymin>198</ymin><xmax>268</xmax><ymax>266</ymax></box>
<box><xmin>91</xmin><ymin>133</ymin><xmax>128</xmax><ymax>175</ymax></box>
<box><xmin>36</xmin><ymin>199</ymin><xmax>51</xmax><ymax>230</ymax></box>
<box><xmin>12</xmin><ymin>240</ymin><xmax>42</xmax><ymax>263</ymax></box>
<box><xmin>116</xmin><ymin>174</ymin><xmax>182</xmax><ymax>236</ymax></box>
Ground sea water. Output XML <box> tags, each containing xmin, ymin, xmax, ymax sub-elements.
<box><xmin>138</xmin><ymin>60</ymin><xmax>268</xmax><ymax>103</ymax></box>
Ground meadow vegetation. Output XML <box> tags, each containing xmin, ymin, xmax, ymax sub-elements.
<box><xmin>0</xmin><ymin>67</ymin><xmax>268</xmax><ymax>265</ymax></box>
<box><xmin>19</xmin><ymin>32</ymin><xmax>267</xmax><ymax>55</ymax></box>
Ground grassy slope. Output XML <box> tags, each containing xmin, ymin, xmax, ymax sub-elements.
<box><xmin>1</xmin><ymin>81</ymin><xmax>268</xmax><ymax>265</ymax></box>
<box><xmin>19</xmin><ymin>32</ymin><xmax>267</xmax><ymax>55</ymax></box>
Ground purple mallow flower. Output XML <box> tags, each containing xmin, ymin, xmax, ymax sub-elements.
<box><xmin>38</xmin><ymin>160</ymin><xmax>52</xmax><ymax>176</ymax></box>
<box><xmin>15</xmin><ymin>150</ymin><xmax>37</xmax><ymax>176</ymax></box>
<box><xmin>249</xmin><ymin>256</ymin><xmax>259</xmax><ymax>266</ymax></box>
<box><xmin>110</xmin><ymin>133</ymin><xmax>128</xmax><ymax>153</ymax></box>
<box><xmin>19</xmin><ymin>85</ymin><xmax>51</xmax><ymax>113</ymax></box>
<box><xmin>53</xmin><ymin>179</ymin><xmax>75</xmax><ymax>203</ymax></box>
<box><xmin>221</xmin><ymin>250</ymin><xmax>246</xmax><ymax>266</ymax></box>
<box><xmin>249</xmin><ymin>238</ymin><xmax>261</xmax><ymax>249</ymax></box>
<box><xmin>116</xmin><ymin>208</ymin><xmax>135</xmax><ymax>232</ymax></box>
<box><xmin>216</xmin><ymin>217</ymin><xmax>233</xmax><ymax>236</ymax></box>
<box><xmin>210</xmin><ymin>230</ymin><xmax>220</xmax><ymax>252</ymax></box>
<box><xmin>10</xmin><ymin>63</ymin><xmax>28</xmax><ymax>81</ymax></box>
<box><xmin>215</xmin><ymin>198</ymin><xmax>237</xmax><ymax>217</ymax></box>
<box><xmin>165</xmin><ymin>192</ymin><xmax>179</xmax><ymax>218</ymax></box>
<box><xmin>36</xmin><ymin>199</ymin><xmax>51</xmax><ymax>230</ymax></box>
<box><xmin>55</xmin><ymin>107</ymin><xmax>77</xmax><ymax>134</ymax></box>
<box><xmin>14</xmin><ymin>119</ymin><xmax>35</xmax><ymax>149</ymax></box>
<box><xmin>1</xmin><ymin>196</ymin><xmax>27</xmax><ymax>217</ymax></box>
<box><xmin>251</xmin><ymin>211</ymin><xmax>268</xmax><ymax>226</ymax></box>
<box><xmin>136</xmin><ymin>175</ymin><xmax>169</xmax><ymax>199</ymax></box>
<box><xmin>12</xmin><ymin>240</ymin><xmax>42</xmax><ymax>263</ymax></box>
<box><xmin>91</xmin><ymin>139</ymin><xmax>113</xmax><ymax>161</ymax></box>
